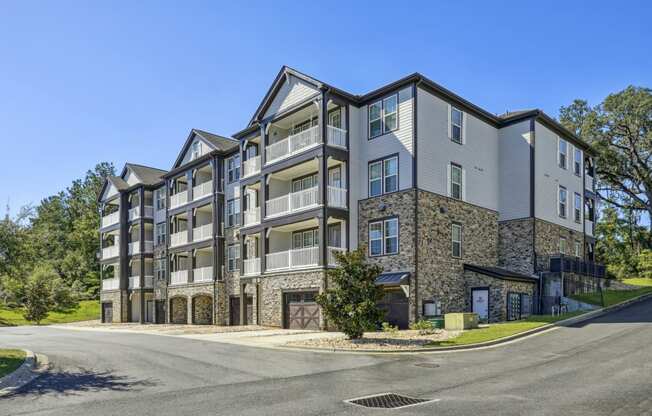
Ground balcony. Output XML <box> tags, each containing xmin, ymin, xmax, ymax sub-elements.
<box><xmin>265</xmin><ymin>125</ymin><xmax>320</xmax><ymax>165</ymax></box>
<box><xmin>193</xmin><ymin>266</ymin><xmax>213</xmax><ymax>283</ymax></box>
<box><xmin>170</xmin><ymin>191</ymin><xmax>188</xmax><ymax>210</ymax></box>
<box><xmin>243</xmin><ymin>207</ymin><xmax>261</xmax><ymax>227</ymax></box>
<box><xmin>128</xmin><ymin>241</ymin><xmax>153</xmax><ymax>255</ymax></box>
<box><xmin>102</xmin><ymin>278</ymin><xmax>120</xmax><ymax>291</ymax></box>
<box><xmin>327</xmin><ymin>186</ymin><xmax>347</xmax><ymax>209</ymax></box>
<box><xmin>101</xmin><ymin>211</ymin><xmax>120</xmax><ymax>228</ymax></box>
<box><xmin>266</xmin><ymin>247</ymin><xmax>319</xmax><ymax>271</ymax></box>
<box><xmin>243</xmin><ymin>258</ymin><xmax>261</xmax><ymax>276</ymax></box>
<box><xmin>170</xmin><ymin>231</ymin><xmax>188</xmax><ymax>248</ymax></box>
<box><xmin>128</xmin><ymin>206</ymin><xmax>154</xmax><ymax>221</ymax></box>
<box><xmin>193</xmin><ymin>224</ymin><xmax>213</xmax><ymax>242</ymax></box>
<box><xmin>102</xmin><ymin>245</ymin><xmax>119</xmax><ymax>260</ymax></box>
<box><xmin>542</xmin><ymin>254</ymin><xmax>606</xmax><ymax>278</ymax></box>
<box><xmin>327</xmin><ymin>247</ymin><xmax>346</xmax><ymax>266</ymax></box>
<box><xmin>586</xmin><ymin>175</ymin><xmax>595</xmax><ymax>192</ymax></box>
<box><xmin>193</xmin><ymin>181</ymin><xmax>213</xmax><ymax>201</ymax></box>
<box><xmin>585</xmin><ymin>219</ymin><xmax>594</xmax><ymax>237</ymax></box>
<box><xmin>170</xmin><ymin>270</ymin><xmax>188</xmax><ymax>285</ymax></box>
<box><xmin>128</xmin><ymin>275</ymin><xmax>154</xmax><ymax>289</ymax></box>
<box><xmin>242</xmin><ymin>156</ymin><xmax>261</xmax><ymax>178</ymax></box>
<box><xmin>266</xmin><ymin>187</ymin><xmax>319</xmax><ymax>218</ymax></box>
<box><xmin>326</xmin><ymin>126</ymin><xmax>347</xmax><ymax>148</ymax></box>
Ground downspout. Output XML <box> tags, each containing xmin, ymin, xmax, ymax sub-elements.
<box><xmin>529</xmin><ymin>118</ymin><xmax>541</xmax><ymax>312</ymax></box>
<box><xmin>412</xmin><ymin>82</ymin><xmax>419</xmax><ymax>322</ymax></box>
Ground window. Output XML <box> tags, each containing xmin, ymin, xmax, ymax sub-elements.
<box><xmin>292</xmin><ymin>229</ymin><xmax>319</xmax><ymax>249</ymax></box>
<box><xmin>574</xmin><ymin>193</ymin><xmax>582</xmax><ymax>223</ymax></box>
<box><xmin>227</xmin><ymin>244</ymin><xmax>240</xmax><ymax>272</ymax></box>
<box><xmin>191</xmin><ymin>141</ymin><xmax>202</xmax><ymax>160</ymax></box>
<box><xmin>450</xmin><ymin>163</ymin><xmax>463</xmax><ymax>200</ymax></box>
<box><xmin>559</xmin><ymin>237</ymin><xmax>567</xmax><ymax>254</ymax></box>
<box><xmin>227</xmin><ymin>155</ymin><xmax>240</xmax><ymax>183</ymax></box>
<box><xmin>558</xmin><ymin>186</ymin><xmax>567</xmax><ymax>218</ymax></box>
<box><xmin>155</xmin><ymin>258</ymin><xmax>166</xmax><ymax>281</ymax></box>
<box><xmin>451</xmin><ymin>223</ymin><xmax>462</xmax><ymax>258</ymax></box>
<box><xmin>155</xmin><ymin>189</ymin><xmax>166</xmax><ymax>210</ymax></box>
<box><xmin>328</xmin><ymin>108</ymin><xmax>342</xmax><ymax>129</ymax></box>
<box><xmin>558</xmin><ymin>138</ymin><xmax>567</xmax><ymax>169</ymax></box>
<box><xmin>369</xmin><ymin>218</ymin><xmax>398</xmax><ymax>256</ymax></box>
<box><xmin>574</xmin><ymin>241</ymin><xmax>581</xmax><ymax>258</ymax></box>
<box><xmin>368</xmin><ymin>93</ymin><xmax>399</xmax><ymax>139</ymax></box>
<box><xmin>292</xmin><ymin>174</ymin><xmax>317</xmax><ymax>193</ymax></box>
<box><xmin>156</xmin><ymin>223</ymin><xmax>166</xmax><ymax>246</ymax></box>
<box><xmin>226</xmin><ymin>198</ymin><xmax>240</xmax><ymax>227</ymax></box>
<box><xmin>422</xmin><ymin>299</ymin><xmax>442</xmax><ymax>317</ymax></box>
<box><xmin>574</xmin><ymin>148</ymin><xmax>582</xmax><ymax>176</ymax></box>
<box><xmin>368</xmin><ymin>156</ymin><xmax>398</xmax><ymax>197</ymax></box>
<box><xmin>451</xmin><ymin>107</ymin><xmax>463</xmax><ymax>144</ymax></box>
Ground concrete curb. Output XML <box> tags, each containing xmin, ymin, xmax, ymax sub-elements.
<box><xmin>283</xmin><ymin>291</ymin><xmax>652</xmax><ymax>354</ymax></box>
<box><xmin>0</xmin><ymin>350</ymin><xmax>49</xmax><ymax>397</ymax></box>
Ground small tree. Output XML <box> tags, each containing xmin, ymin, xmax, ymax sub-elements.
<box><xmin>316</xmin><ymin>247</ymin><xmax>384</xmax><ymax>339</ymax></box>
<box><xmin>23</xmin><ymin>266</ymin><xmax>57</xmax><ymax>324</ymax></box>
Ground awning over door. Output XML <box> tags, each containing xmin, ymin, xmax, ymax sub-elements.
<box><xmin>375</xmin><ymin>272</ymin><xmax>410</xmax><ymax>286</ymax></box>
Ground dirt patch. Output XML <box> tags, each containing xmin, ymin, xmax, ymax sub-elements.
<box><xmin>286</xmin><ymin>329</ymin><xmax>457</xmax><ymax>351</ymax></box>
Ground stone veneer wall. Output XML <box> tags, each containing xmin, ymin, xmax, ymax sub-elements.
<box><xmin>258</xmin><ymin>270</ymin><xmax>326</xmax><ymax>328</ymax></box>
<box><xmin>416</xmin><ymin>190</ymin><xmax>499</xmax><ymax>318</ymax></box>
<box><xmin>358</xmin><ymin>189</ymin><xmax>417</xmax><ymax>321</ymax></box>
<box><xmin>100</xmin><ymin>290</ymin><xmax>127</xmax><ymax>323</ymax></box>
<box><xmin>498</xmin><ymin>218</ymin><xmax>535</xmax><ymax>275</ymax></box>
<box><xmin>534</xmin><ymin>219</ymin><xmax>584</xmax><ymax>271</ymax></box>
<box><xmin>463</xmin><ymin>270</ymin><xmax>536</xmax><ymax>322</ymax></box>
<box><xmin>166</xmin><ymin>282</ymin><xmax>216</xmax><ymax>324</ymax></box>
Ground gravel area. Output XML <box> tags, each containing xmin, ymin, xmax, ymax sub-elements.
<box><xmin>57</xmin><ymin>320</ymin><xmax>271</xmax><ymax>335</ymax></box>
<box><xmin>286</xmin><ymin>329</ymin><xmax>457</xmax><ymax>351</ymax></box>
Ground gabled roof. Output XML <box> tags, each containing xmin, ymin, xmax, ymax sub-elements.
<box><xmin>97</xmin><ymin>176</ymin><xmax>129</xmax><ymax>203</ymax></box>
<box><xmin>121</xmin><ymin>163</ymin><xmax>167</xmax><ymax>186</ymax></box>
<box><xmin>171</xmin><ymin>128</ymin><xmax>238</xmax><ymax>170</ymax></box>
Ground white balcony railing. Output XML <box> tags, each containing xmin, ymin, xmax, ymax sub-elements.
<box><xmin>242</xmin><ymin>155</ymin><xmax>261</xmax><ymax>178</ymax></box>
<box><xmin>586</xmin><ymin>175</ymin><xmax>595</xmax><ymax>192</ymax></box>
<box><xmin>326</xmin><ymin>126</ymin><xmax>347</xmax><ymax>148</ymax></box>
<box><xmin>193</xmin><ymin>224</ymin><xmax>213</xmax><ymax>242</ymax></box>
<box><xmin>128</xmin><ymin>276</ymin><xmax>139</xmax><ymax>289</ymax></box>
<box><xmin>243</xmin><ymin>207</ymin><xmax>261</xmax><ymax>226</ymax></box>
<box><xmin>193</xmin><ymin>266</ymin><xmax>213</xmax><ymax>282</ymax></box>
<box><xmin>266</xmin><ymin>247</ymin><xmax>319</xmax><ymax>271</ymax></box>
<box><xmin>101</xmin><ymin>211</ymin><xmax>120</xmax><ymax>228</ymax></box>
<box><xmin>243</xmin><ymin>258</ymin><xmax>261</xmax><ymax>276</ymax></box>
<box><xmin>585</xmin><ymin>219</ymin><xmax>594</xmax><ymax>237</ymax></box>
<box><xmin>327</xmin><ymin>186</ymin><xmax>347</xmax><ymax>208</ymax></box>
<box><xmin>143</xmin><ymin>241</ymin><xmax>153</xmax><ymax>253</ymax></box>
<box><xmin>102</xmin><ymin>245</ymin><xmax>119</xmax><ymax>259</ymax></box>
<box><xmin>170</xmin><ymin>270</ymin><xmax>188</xmax><ymax>285</ymax></box>
<box><xmin>128</xmin><ymin>206</ymin><xmax>154</xmax><ymax>221</ymax></box>
<box><xmin>266</xmin><ymin>187</ymin><xmax>319</xmax><ymax>218</ymax></box>
<box><xmin>170</xmin><ymin>231</ymin><xmax>188</xmax><ymax>248</ymax></box>
<box><xmin>193</xmin><ymin>181</ymin><xmax>213</xmax><ymax>201</ymax></box>
<box><xmin>128</xmin><ymin>241</ymin><xmax>153</xmax><ymax>255</ymax></box>
<box><xmin>327</xmin><ymin>247</ymin><xmax>346</xmax><ymax>266</ymax></box>
<box><xmin>265</xmin><ymin>125</ymin><xmax>320</xmax><ymax>165</ymax></box>
<box><xmin>102</xmin><ymin>278</ymin><xmax>120</xmax><ymax>291</ymax></box>
<box><xmin>169</xmin><ymin>191</ymin><xmax>188</xmax><ymax>210</ymax></box>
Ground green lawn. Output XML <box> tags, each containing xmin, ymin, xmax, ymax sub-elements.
<box><xmin>622</xmin><ymin>278</ymin><xmax>652</xmax><ymax>287</ymax></box>
<box><xmin>426</xmin><ymin>312</ymin><xmax>586</xmax><ymax>347</ymax></box>
<box><xmin>0</xmin><ymin>300</ymin><xmax>99</xmax><ymax>326</ymax></box>
<box><xmin>0</xmin><ymin>349</ymin><xmax>26</xmax><ymax>378</ymax></box>
<box><xmin>570</xmin><ymin>287</ymin><xmax>652</xmax><ymax>307</ymax></box>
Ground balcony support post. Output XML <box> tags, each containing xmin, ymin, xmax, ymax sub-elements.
<box><xmin>240</xmin><ymin>282</ymin><xmax>247</xmax><ymax>325</ymax></box>
<box><xmin>261</xmin><ymin>124</ymin><xmax>267</xmax><ymax>166</ymax></box>
<box><xmin>261</xmin><ymin>174</ymin><xmax>267</xmax><ymax>219</ymax></box>
<box><xmin>261</xmin><ymin>229</ymin><xmax>267</xmax><ymax>274</ymax></box>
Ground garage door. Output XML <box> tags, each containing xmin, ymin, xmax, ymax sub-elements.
<box><xmin>102</xmin><ymin>303</ymin><xmax>113</xmax><ymax>323</ymax></box>
<box><xmin>284</xmin><ymin>291</ymin><xmax>319</xmax><ymax>330</ymax></box>
<box><xmin>378</xmin><ymin>290</ymin><xmax>409</xmax><ymax>329</ymax></box>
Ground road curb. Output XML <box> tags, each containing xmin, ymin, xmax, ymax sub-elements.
<box><xmin>283</xmin><ymin>291</ymin><xmax>652</xmax><ymax>354</ymax></box>
<box><xmin>0</xmin><ymin>350</ymin><xmax>49</xmax><ymax>397</ymax></box>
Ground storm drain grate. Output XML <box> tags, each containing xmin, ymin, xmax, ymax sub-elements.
<box><xmin>345</xmin><ymin>393</ymin><xmax>437</xmax><ymax>409</ymax></box>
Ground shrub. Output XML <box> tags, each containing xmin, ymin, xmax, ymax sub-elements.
<box><xmin>50</xmin><ymin>278</ymin><xmax>78</xmax><ymax>311</ymax></box>
<box><xmin>316</xmin><ymin>247</ymin><xmax>384</xmax><ymax>339</ymax></box>
<box><xmin>381</xmin><ymin>322</ymin><xmax>399</xmax><ymax>333</ymax></box>
<box><xmin>409</xmin><ymin>320</ymin><xmax>435</xmax><ymax>335</ymax></box>
<box><xmin>23</xmin><ymin>266</ymin><xmax>56</xmax><ymax>324</ymax></box>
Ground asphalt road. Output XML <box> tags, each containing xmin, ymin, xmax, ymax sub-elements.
<box><xmin>2</xmin><ymin>298</ymin><xmax>651</xmax><ymax>416</ymax></box>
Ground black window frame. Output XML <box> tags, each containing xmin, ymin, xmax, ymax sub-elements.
<box><xmin>226</xmin><ymin>198</ymin><xmax>240</xmax><ymax>228</ymax></box>
<box><xmin>451</xmin><ymin>222</ymin><xmax>463</xmax><ymax>258</ymax></box>
<box><xmin>574</xmin><ymin>148</ymin><xmax>582</xmax><ymax>176</ymax></box>
<box><xmin>574</xmin><ymin>192</ymin><xmax>582</xmax><ymax>223</ymax></box>
<box><xmin>227</xmin><ymin>244</ymin><xmax>240</xmax><ymax>272</ymax></box>
<box><xmin>450</xmin><ymin>106</ymin><xmax>464</xmax><ymax>144</ymax></box>
<box><xmin>368</xmin><ymin>93</ymin><xmax>399</xmax><ymax>140</ymax></box>
<box><xmin>558</xmin><ymin>185</ymin><xmax>567</xmax><ymax>218</ymax></box>
<box><xmin>368</xmin><ymin>217</ymin><xmax>399</xmax><ymax>257</ymax></box>
<box><xmin>227</xmin><ymin>154</ymin><xmax>241</xmax><ymax>183</ymax></box>
<box><xmin>368</xmin><ymin>154</ymin><xmax>399</xmax><ymax>197</ymax></box>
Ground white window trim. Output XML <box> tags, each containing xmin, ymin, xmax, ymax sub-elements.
<box><xmin>574</xmin><ymin>148</ymin><xmax>582</xmax><ymax>176</ymax></box>
<box><xmin>227</xmin><ymin>155</ymin><xmax>240</xmax><ymax>183</ymax></box>
<box><xmin>574</xmin><ymin>240</ymin><xmax>581</xmax><ymax>258</ymax></box>
<box><xmin>369</xmin><ymin>218</ymin><xmax>399</xmax><ymax>256</ymax></box>
<box><xmin>191</xmin><ymin>141</ymin><xmax>202</xmax><ymax>160</ymax></box>
<box><xmin>368</xmin><ymin>93</ymin><xmax>399</xmax><ymax>139</ymax></box>
<box><xmin>559</xmin><ymin>237</ymin><xmax>567</xmax><ymax>255</ymax></box>
<box><xmin>448</xmin><ymin>106</ymin><xmax>466</xmax><ymax>144</ymax></box>
<box><xmin>448</xmin><ymin>163</ymin><xmax>464</xmax><ymax>201</ymax></box>
<box><xmin>451</xmin><ymin>223</ymin><xmax>462</xmax><ymax>258</ymax></box>
<box><xmin>558</xmin><ymin>137</ymin><xmax>568</xmax><ymax>169</ymax></box>
<box><xmin>558</xmin><ymin>186</ymin><xmax>567</xmax><ymax>218</ymax></box>
<box><xmin>382</xmin><ymin>95</ymin><xmax>398</xmax><ymax>134</ymax></box>
<box><xmin>574</xmin><ymin>192</ymin><xmax>582</xmax><ymax>223</ymax></box>
<box><xmin>227</xmin><ymin>244</ymin><xmax>240</xmax><ymax>272</ymax></box>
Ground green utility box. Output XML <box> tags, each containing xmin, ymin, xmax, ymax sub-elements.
<box><xmin>427</xmin><ymin>317</ymin><xmax>445</xmax><ymax>329</ymax></box>
<box><xmin>444</xmin><ymin>313</ymin><xmax>479</xmax><ymax>330</ymax></box>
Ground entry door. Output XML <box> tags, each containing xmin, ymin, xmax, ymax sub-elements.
<box><xmin>102</xmin><ymin>303</ymin><xmax>113</xmax><ymax>323</ymax></box>
<box><xmin>145</xmin><ymin>300</ymin><xmax>154</xmax><ymax>323</ymax></box>
<box><xmin>472</xmin><ymin>288</ymin><xmax>489</xmax><ymax>321</ymax></box>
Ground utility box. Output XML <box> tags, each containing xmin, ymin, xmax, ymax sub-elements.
<box><xmin>444</xmin><ymin>313</ymin><xmax>479</xmax><ymax>330</ymax></box>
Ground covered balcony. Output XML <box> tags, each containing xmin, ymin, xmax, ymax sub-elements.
<box><xmin>242</xmin><ymin>234</ymin><xmax>261</xmax><ymax>276</ymax></box>
<box><xmin>101</xmin><ymin>199</ymin><xmax>120</xmax><ymax>229</ymax></box>
<box><xmin>242</xmin><ymin>137</ymin><xmax>262</xmax><ymax>179</ymax></box>
<box><xmin>242</xmin><ymin>182</ymin><xmax>261</xmax><ymax>227</ymax></box>
<box><xmin>192</xmin><ymin>164</ymin><xmax>213</xmax><ymax>201</ymax></box>
<box><xmin>127</xmin><ymin>223</ymin><xmax>154</xmax><ymax>255</ymax></box>
<box><xmin>169</xmin><ymin>212</ymin><xmax>189</xmax><ymax>248</ymax></box>
<box><xmin>128</xmin><ymin>258</ymin><xmax>154</xmax><ymax>289</ymax></box>
<box><xmin>192</xmin><ymin>204</ymin><xmax>213</xmax><ymax>243</ymax></box>
<box><xmin>170</xmin><ymin>252</ymin><xmax>189</xmax><ymax>285</ymax></box>
<box><xmin>169</xmin><ymin>175</ymin><xmax>189</xmax><ymax>210</ymax></box>
<box><xmin>101</xmin><ymin>263</ymin><xmax>120</xmax><ymax>291</ymax></box>
<box><xmin>127</xmin><ymin>190</ymin><xmax>154</xmax><ymax>221</ymax></box>
<box><xmin>192</xmin><ymin>247</ymin><xmax>214</xmax><ymax>283</ymax></box>
<box><xmin>101</xmin><ymin>229</ymin><xmax>120</xmax><ymax>260</ymax></box>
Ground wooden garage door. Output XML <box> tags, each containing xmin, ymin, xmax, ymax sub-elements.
<box><xmin>284</xmin><ymin>291</ymin><xmax>319</xmax><ymax>330</ymax></box>
<box><xmin>378</xmin><ymin>290</ymin><xmax>409</xmax><ymax>329</ymax></box>
<box><xmin>102</xmin><ymin>303</ymin><xmax>113</xmax><ymax>323</ymax></box>
<box><xmin>229</xmin><ymin>296</ymin><xmax>253</xmax><ymax>326</ymax></box>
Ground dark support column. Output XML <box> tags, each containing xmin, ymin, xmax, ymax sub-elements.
<box><xmin>139</xmin><ymin>188</ymin><xmax>146</xmax><ymax>324</ymax></box>
<box><xmin>260</xmin><ymin>124</ymin><xmax>267</xmax><ymax>166</ymax></box>
<box><xmin>262</xmin><ymin>229</ymin><xmax>267</xmax><ymax>274</ymax></box>
<box><xmin>187</xmin><ymin>249</ymin><xmax>194</xmax><ymax>284</ymax></box>
<box><xmin>239</xmin><ymin>282</ymin><xmax>246</xmax><ymax>325</ymax></box>
<box><xmin>318</xmin><ymin>213</ymin><xmax>327</xmax><ymax>267</ymax></box>
<box><xmin>260</xmin><ymin>173</ymin><xmax>267</xmax><ymax>220</ymax></box>
<box><xmin>186</xmin><ymin>170</ymin><xmax>194</xmax><ymax>201</ymax></box>
<box><xmin>239</xmin><ymin>232</ymin><xmax>245</xmax><ymax>275</ymax></box>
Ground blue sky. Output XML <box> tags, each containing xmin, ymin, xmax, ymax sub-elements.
<box><xmin>1</xmin><ymin>1</ymin><xmax>650</xmax><ymax>214</ymax></box>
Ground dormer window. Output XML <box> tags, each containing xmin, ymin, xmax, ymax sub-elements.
<box><xmin>191</xmin><ymin>141</ymin><xmax>202</xmax><ymax>160</ymax></box>
<box><xmin>558</xmin><ymin>138</ymin><xmax>567</xmax><ymax>169</ymax></box>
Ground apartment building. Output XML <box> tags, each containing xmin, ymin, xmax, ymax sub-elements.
<box><xmin>99</xmin><ymin>66</ymin><xmax>600</xmax><ymax>326</ymax></box>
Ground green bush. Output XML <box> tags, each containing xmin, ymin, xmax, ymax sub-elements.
<box><xmin>381</xmin><ymin>322</ymin><xmax>399</xmax><ymax>333</ymax></box>
<box><xmin>23</xmin><ymin>266</ymin><xmax>55</xmax><ymax>324</ymax></box>
<box><xmin>409</xmin><ymin>320</ymin><xmax>435</xmax><ymax>335</ymax></box>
